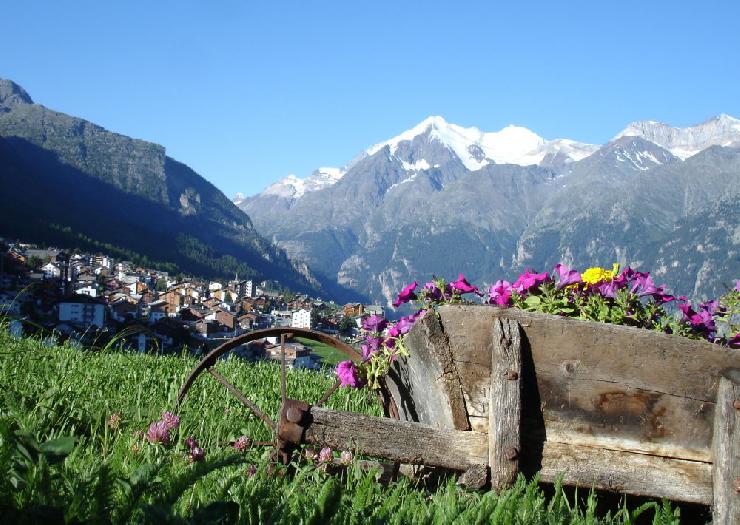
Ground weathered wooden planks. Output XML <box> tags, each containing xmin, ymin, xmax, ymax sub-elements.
<box><xmin>385</xmin><ymin>312</ymin><xmax>470</xmax><ymax>430</ymax></box>
<box><xmin>383</xmin><ymin>305</ymin><xmax>740</xmax><ymax>502</ymax></box>
<box><xmin>711</xmin><ymin>370</ymin><xmax>740</xmax><ymax>524</ymax></box>
<box><xmin>534</xmin><ymin>442</ymin><xmax>713</xmax><ymax>504</ymax></box>
<box><xmin>489</xmin><ymin>318</ymin><xmax>522</xmax><ymax>491</ymax></box>
<box><xmin>436</xmin><ymin>305</ymin><xmax>740</xmax><ymax>462</ymax></box>
<box><xmin>304</xmin><ymin>407</ymin><xmax>487</xmax><ymax>470</ymax></box>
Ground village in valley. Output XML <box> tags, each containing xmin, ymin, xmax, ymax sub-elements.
<box><xmin>0</xmin><ymin>239</ymin><xmax>384</xmax><ymax>369</ymax></box>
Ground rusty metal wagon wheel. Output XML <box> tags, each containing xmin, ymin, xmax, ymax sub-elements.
<box><xmin>176</xmin><ymin>327</ymin><xmax>398</xmax><ymax>464</ymax></box>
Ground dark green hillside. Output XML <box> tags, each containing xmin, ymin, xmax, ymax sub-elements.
<box><xmin>0</xmin><ymin>79</ymin><xmax>358</xmax><ymax>298</ymax></box>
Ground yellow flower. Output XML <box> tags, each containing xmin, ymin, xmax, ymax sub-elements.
<box><xmin>581</xmin><ymin>263</ymin><xmax>619</xmax><ymax>285</ymax></box>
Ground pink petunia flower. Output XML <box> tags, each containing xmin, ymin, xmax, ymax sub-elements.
<box><xmin>336</xmin><ymin>361</ymin><xmax>365</xmax><ymax>388</ymax></box>
<box><xmin>449</xmin><ymin>274</ymin><xmax>479</xmax><ymax>295</ymax></box>
<box><xmin>487</xmin><ymin>280</ymin><xmax>513</xmax><ymax>306</ymax></box>
<box><xmin>512</xmin><ymin>269</ymin><xmax>549</xmax><ymax>294</ymax></box>
<box><xmin>393</xmin><ymin>281</ymin><xmax>418</xmax><ymax>307</ymax></box>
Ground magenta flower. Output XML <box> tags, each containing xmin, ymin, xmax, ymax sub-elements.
<box><xmin>247</xmin><ymin>464</ymin><xmax>258</xmax><ymax>477</ymax></box>
<box><xmin>188</xmin><ymin>446</ymin><xmax>205</xmax><ymax>462</ymax></box>
<box><xmin>387</xmin><ymin>310</ymin><xmax>423</xmax><ymax>338</ymax></box>
<box><xmin>146</xmin><ymin>421</ymin><xmax>170</xmax><ymax>445</ymax></box>
<box><xmin>553</xmin><ymin>264</ymin><xmax>581</xmax><ymax>289</ymax></box>
<box><xmin>420</xmin><ymin>282</ymin><xmax>442</xmax><ymax>302</ymax></box>
<box><xmin>362</xmin><ymin>314</ymin><xmax>388</xmax><ymax>333</ymax></box>
<box><xmin>450</xmin><ymin>274</ymin><xmax>479</xmax><ymax>295</ymax></box>
<box><xmin>735</xmin><ymin>279</ymin><xmax>740</xmax><ymax>292</ymax></box>
<box><xmin>184</xmin><ymin>437</ymin><xmax>198</xmax><ymax>450</ymax></box>
<box><xmin>487</xmin><ymin>280</ymin><xmax>513</xmax><ymax>306</ymax></box>
<box><xmin>233</xmin><ymin>436</ymin><xmax>250</xmax><ymax>452</ymax></box>
<box><xmin>318</xmin><ymin>447</ymin><xmax>333</xmax><ymax>463</ymax></box>
<box><xmin>728</xmin><ymin>333</ymin><xmax>739</xmax><ymax>349</ymax></box>
<box><xmin>336</xmin><ymin>360</ymin><xmax>365</xmax><ymax>388</ymax></box>
<box><xmin>360</xmin><ymin>335</ymin><xmax>383</xmax><ymax>360</ymax></box>
<box><xmin>161</xmin><ymin>411</ymin><xmax>180</xmax><ymax>430</ymax></box>
<box><xmin>597</xmin><ymin>280</ymin><xmax>618</xmax><ymax>298</ymax></box>
<box><xmin>512</xmin><ymin>269</ymin><xmax>549</xmax><ymax>294</ymax></box>
<box><xmin>679</xmin><ymin>302</ymin><xmax>717</xmax><ymax>335</ymax></box>
<box><xmin>393</xmin><ymin>281</ymin><xmax>418</xmax><ymax>307</ymax></box>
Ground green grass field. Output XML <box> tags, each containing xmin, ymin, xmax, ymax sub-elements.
<box><xmin>0</xmin><ymin>328</ymin><xmax>684</xmax><ymax>524</ymax></box>
<box><xmin>296</xmin><ymin>336</ymin><xmax>354</xmax><ymax>366</ymax></box>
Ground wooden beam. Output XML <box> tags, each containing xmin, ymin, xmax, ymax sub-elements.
<box><xmin>304</xmin><ymin>407</ymin><xmax>488</xmax><ymax>470</ymax></box>
<box><xmin>535</xmin><ymin>441</ymin><xmax>712</xmax><ymax>505</ymax></box>
<box><xmin>712</xmin><ymin>369</ymin><xmax>740</xmax><ymax>524</ymax></box>
<box><xmin>489</xmin><ymin>318</ymin><xmax>522</xmax><ymax>491</ymax></box>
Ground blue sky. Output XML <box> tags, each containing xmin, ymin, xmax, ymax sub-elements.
<box><xmin>3</xmin><ymin>1</ymin><xmax>740</xmax><ymax>197</ymax></box>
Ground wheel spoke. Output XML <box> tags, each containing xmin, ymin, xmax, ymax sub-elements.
<box><xmin>207</xmin><ymin>367</ymin><xmax>276</xmax><ymax>431</ymax></box>
<box><xmin>315</xmin><ymin>379</ymin><xmax>340</xmax><ymax>408</ymax></box>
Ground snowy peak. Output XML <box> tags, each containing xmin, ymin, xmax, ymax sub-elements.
<box><xmin>599</xmin><ymin>136</ymin><xmax>677</xmax><ymax>172</ymax></box>
<box><xmin>614</xmin><ymin>114</ymin><xmax>740</xmax><ymax>160</ymax></box>
<box><xmin>366</xmin><ymin>116</ymin><xmax>597</xmax><ymax>171</ymax></box>
<box><xmin>256</xmin><ymin>166</ymin><xmax>346</xmax><ymax>201</ymax></box>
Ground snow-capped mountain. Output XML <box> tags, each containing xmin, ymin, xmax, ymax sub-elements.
<box><xmin>614</xmin><ymin>114</ymin><xmax>740</xmax><ymax>160</ymax></box>
<box><xmin>364</xmin><ymin>115</ymin><xmax>598</xmax><ymax>171</ymax></box>
<box><xmin>254</xmin><ymin>167</ymin><xmax>346</xmax><ymax>201</ymax></box>
<box><xmin>237</xmin><ymin>113</ymin><xmax>740</xmax><ymax>305</ymax></box>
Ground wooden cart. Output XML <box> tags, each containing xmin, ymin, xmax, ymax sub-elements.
<box><xmin>178</xmin><ymin>305</ymin><xmax>740</xmax><ymax>523</ymax></box>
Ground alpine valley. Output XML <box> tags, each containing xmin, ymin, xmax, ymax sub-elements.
<box><xmin>0</xmin><ymin>79</ymin><xmax>357</xmax><ymax>300</ymax></box>
<box><xmin>237</xmin><ymin>115</ymin><xmax>740</xmax><ymax>306</ymax></box>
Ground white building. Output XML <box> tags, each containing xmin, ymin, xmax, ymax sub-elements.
<box><xmin>42</xmin><ymin>262</ymin><xmax>60</xmax><ymax>279</ymax></box>
<box><xmin>291</xmin><ymin>308</ymin><xmax>312</xmax><ymax>329</ymax></box>
<box><xmin>244</xmin><ymin>280</ymin><xmax>254</xmax><ymax>298</ymax></box>
<box><xmin>75</xmin><ymin>285</ymin><xmax>98</xmax><ymax>298</ymax></box>
<box><xmin>58</xmin><ymin>296</ymin><xmax>105</xmax><ymax>328</ymax></box>
<box><xmin>208</xmin><ymin>281</ymin><xmax>223</xmax><ymax>292</ymax></box>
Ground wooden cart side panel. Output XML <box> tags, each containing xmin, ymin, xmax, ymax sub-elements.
<box><xmin>385</xmin><ymin>312</ymin><xmax>470</xmax><ymax>430</ymax></box>
<box><xmin>438</xmin><ymin>305</ymin><xmax>740</xmax><ymax>462</ymax></box>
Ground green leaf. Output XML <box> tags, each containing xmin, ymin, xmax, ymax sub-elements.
<box><xmin>39</xmin><ymin>436</ymin><xmax>76</xmax><ymax>464</ymax></box>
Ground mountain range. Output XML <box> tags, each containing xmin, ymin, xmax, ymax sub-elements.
<box><xmin>237</xmin><ymin>114</ymin><xmax>740</xmax><ymax>305</ymax></box>
<box><xmin>0</xmin><ymin>79</ymin><xmax>357</xmax><ymax>300</ymax></box>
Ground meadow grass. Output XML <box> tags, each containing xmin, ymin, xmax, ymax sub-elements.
<box><xmin>0</xmin><ymin>329</ymin><xmax>684</xmax><ymax>524</ymax></box>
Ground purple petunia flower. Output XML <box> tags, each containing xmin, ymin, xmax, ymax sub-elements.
<box><xmin>393</xmin><ymin>281</ymin><xmax>418</xmax><ymax>307</ymax></box>
<box><xmin>512</xmin><ymin>269</ymin><xmax>549</xmax><ymax>294</ymax></box>
<box><xmin>362</xmin><ymin>314</ymin><xmax>388</xmax><ymax>333</ymax></box>
<box><xmin>450</xmin><ymin>274</ymin><xmax>479</xmax><ymax>295</ymax></box>
<box><xmin>421</xmin><ymin>282</ymin><xmax>443</xmax><ymax>302</ymax></box>
<box><xmin>388</xmin><ymin>313</ymin><xmax>419</xmax><ymax>338</ymax></box>
<box><xmin>336</xmin><ymin>360</ymin><xmax>365</xmax><ymax>388</ymax></box>
<box><xmin>679</xmin><ymin>302</ymin><xmax>717</xmax><ymax>335</ymax></box>
<box><xmin>735</xmin><ymin>279</ymin><xmax>740</xmax><ymax>292</ymax></box>
<box><xmin>553</xmin><ymin>264</ymin><xmax>581</xmax><ymax>289</ymax></box>
<box><xmin>146</xmin><ymin>421</ymin><xmax>170</xmax><ymax>445</ymax></box>
<box><xmin>487</xmin><ymin>280</ymin><xmax>513</xmax><ymax>306</ymax></box>
<box><xmin>161</xmin><ymin>411</ymin><xmax>180</xmax><ymax>430</ymax></box>
<box><xmin>728</xmin><ymin>333</ymin><xmax>740</xmax><ymax>349</ymax></box>
<box><xmin>360</xmin><ymin>335</ymin><xmax>383</xmax><ymax>360</ymax></box>
<box><xmin>597</xmin><ymin>280</ymin><xmax>618</xmax><ymax>298</ymax></box>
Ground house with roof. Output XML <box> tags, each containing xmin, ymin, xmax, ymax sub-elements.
<box><xmin>57</xmin><ymin>294</ymin><xmax>105</xmax><ymax>328</ymax></box>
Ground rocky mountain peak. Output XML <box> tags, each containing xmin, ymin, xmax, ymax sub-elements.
<box><xmin>0</xmin><ymin>79</ymin><xmax>34</xmax><ymax>108</ymax></box>
<box><xmin>614</xmin><ymin>114</ymin><xmax>740</xmax><ymax>160</ymax></box>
